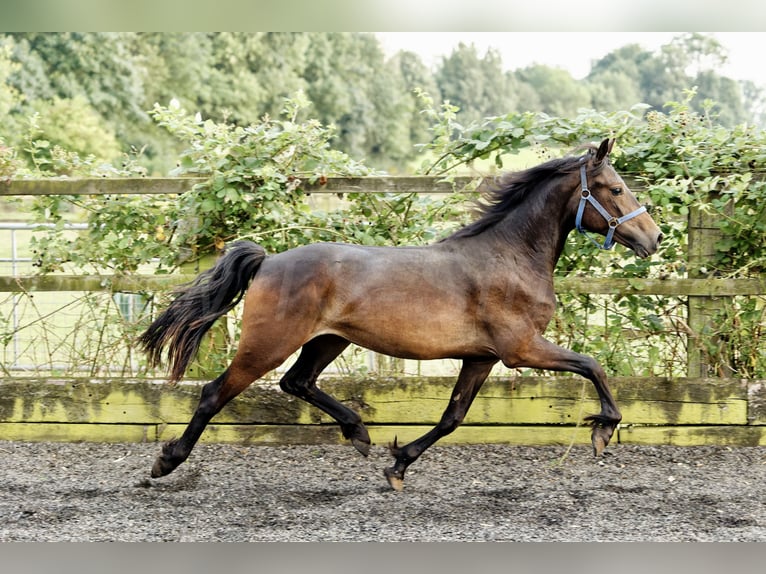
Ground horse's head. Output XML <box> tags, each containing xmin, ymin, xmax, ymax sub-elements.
<box><xmin>574</xmin><ymin>138</ymin><xmax>662</xmax><ymax>258</ymax></box>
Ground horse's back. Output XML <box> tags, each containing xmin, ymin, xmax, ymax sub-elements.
<box><xmin>243</xmin><ymin>241</ymin><xmax>496</xmax><ymax>359</ymax></box>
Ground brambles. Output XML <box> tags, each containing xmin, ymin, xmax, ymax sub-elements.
<box><xmin>4</xmin><ymin>90</ymin><xmax>764</xmax><ymax>377</ymax></box>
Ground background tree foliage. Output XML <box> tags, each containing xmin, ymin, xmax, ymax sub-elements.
<box><xmin>1</xmin><ymin>32</ymin><xmax>764</xmax><ymax>174</ymax></box>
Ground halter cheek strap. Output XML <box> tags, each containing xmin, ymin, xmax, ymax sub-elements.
<box><xmin>575</xmin><ymin>164</ymin><xmax>647</xmax><ymax>250</ymax></box>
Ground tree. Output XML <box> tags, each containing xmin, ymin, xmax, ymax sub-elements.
<box><xmin>693</xmin><ymin>71</ymin><xmax>748</xmax><ymax>126</ymax></box>
<box><xmin>514</xmin><ymin>64</ymin><xmax>591</xmax><ymax>117</ymax></box>
<box><xmin>302</xmin><ymin>33</ymin><xmax>416</xmax><ymax>168</ymax></box>
<box><xmin>586</xmin><ymin>44</ymin><xmax>646</xmax><ymax>111</ymax></box>
<box><xmin>639</xmin><ymin>34</ymin><xmax>723</xmax><ymax>112</ymax></box>
<box><xmin>645</xmin><ymin>34</ymin><xmax>753</xmax><ymax>127</ymax></box>
<box><xmin>389</xmin><ymin>50</ymin><xmax>442</xmax><ymax>145</ymax></box>
<box><xmin>435</xmin><ymin>43</ymin><xmax>517</xmax><ymax>124</ymax></box>
<box><xmin>304</xmin><ymin>33</ymin><xmax>380</xmax><ymax>160</ymax></box>
<box><xmin>29</xmin><ymin>96</ymin><xmax>122</xmax><ymax>163</ymax></box>
<box><xmin>587</xmin><ymin>70</ymin><xmax>644</xmax><ymax>112</ymax></box>
<box><xmin>587</xmin><ymin>35</ymin><xmax>755</xmax><ymax>127</ymax></box>
<box><xmin>200</xmin><ymin>32</ymin><xmax>274</xmax><ymax>125</ymax></box>
<box><xmin>137</xmin><ymin>33</ymin><xmax>217</xmax><ymax>115</ymax></box>
<box><xmin>741</xmin><ymin>80</ymin><xmax>766</xmax><ymax>127</ymax></box>
<box><xmin>662</xmin><ymin>33</ymin><xmax>728</xmax><ymax>78</ymax></box>
<box><xmin>9</xmin><ymin>33</ymin><xmax>147</xmax><ymax>139</ymax></box>
<box><xmin>0</xmin><ymin>40</ymin><xmax>22</xmax><ymax>132</ymax></box>
<box><xmin>589</xmin><ymin>43</ymin><xmax>647</xmax><ymax>81</ymax></box>
<box><xmin>0</xmin><ymin>39</ymin><xmax>24</xmax><ymax>176</ymax></box>
<box><xmin>4</xmin><ymin>31</ymin><xmax>764</xmax><ymax>175</ymax></box>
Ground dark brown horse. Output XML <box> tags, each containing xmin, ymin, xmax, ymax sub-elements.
<box><xmin>140</xmin><ymin>138</ymin><xmax>662</xmax><ymax>490</ymax></box>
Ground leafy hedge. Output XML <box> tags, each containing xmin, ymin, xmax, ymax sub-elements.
<box><xmin>415</xmin><ymin>89</ymin><xmax>765</xmax><ymax>378</ymax></box>
<box><xmin>419</xmin><ymin>88</ymin><xmax>765</xmax><ymax>278</ymax></box>
<box><xmin>3</xmin><ymin>89</ymin><xmax>764</xmax><ymax>378</ymax></box>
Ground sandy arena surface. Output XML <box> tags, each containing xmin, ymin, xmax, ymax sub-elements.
<box><xmin>1</xmin><ymin>441</ymin><xmax>764</xmax><ymax>542</ymax></box>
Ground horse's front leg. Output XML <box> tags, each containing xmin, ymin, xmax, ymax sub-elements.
<box><xmin>384</xmin><ymin>359</ymin><xmax>497</xmax><ymax>490</ymax></box>
<box><xmin>504</xmin><ymin>335</ymin><xmax>621</xmax><ymax>455</ymax></box>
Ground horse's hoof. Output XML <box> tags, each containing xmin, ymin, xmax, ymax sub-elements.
<box><xmin>342</xmin><ymin>423</ymin><xmax>371</xmax><ymax>457</ymax></box>
<box><xmin>592</xmin><ymin>435</ymin><xmax>607</xmax><ymax>457</ymax></box>
<box><xmin>590</xmin><ymin>424</ymin><xmax>615</xmax><ymax>457</ymax></box>
<box><xmin>384</xmin><ymin>468</ymin><xmax>404</xmax><ymax>492</ymax></box>
<box><xmin>150</xmin><ymin>440</ymin><xmax>180</xmax><ymax>477</ymax></box>
<box><xmin>150</xmin><ymin>458</ymin><xmax>172</xmax><ymax>478</ymax></box>
<box><xmin>351</xmin><ymin>437</ymin><xmax>371</xmax><ymax>457</ymax></box>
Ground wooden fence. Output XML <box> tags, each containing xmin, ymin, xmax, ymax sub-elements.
<box><xmin>1</xmin><ymin>177</ymin><xmax>764</xmax><ymax>448</ymax></box>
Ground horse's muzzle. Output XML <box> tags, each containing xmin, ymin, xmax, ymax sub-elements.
<box><xmin>633</xmin><ymin>231</ymin><xmax>663</xmax><ymax>259</ymax></box>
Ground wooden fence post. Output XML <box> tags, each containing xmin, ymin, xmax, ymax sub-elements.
<box><xmin>687</xmin><ymin>194</ymin><xmax>734</xmax><ymax>378</ymax></box>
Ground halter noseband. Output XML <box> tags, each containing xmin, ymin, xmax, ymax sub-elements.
<box><xmin>575</xmin><ymin>161</ymin><xmax>646</xmax><ymax>250</ymax></box>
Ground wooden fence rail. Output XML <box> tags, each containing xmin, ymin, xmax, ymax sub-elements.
<box><xmin>1</xmin><ymin>176</ymin><xmax>764</xmax><ymax>447</ymax></box>
<box><xmin>1</xmin><ymin>376</ymin><xmax>764</xmax><ymax>447</ymax></box>
<box><xmin>1</xmin><ymin>275</ymin><xmax>764</xmax><ymax>299</ymax></box>
<box><xmin>0</xmin><ymin>176</ymin><xmax>477</xmax><ymax>197</ymax></box>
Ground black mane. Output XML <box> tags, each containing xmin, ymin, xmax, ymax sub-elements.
<box><xmin>446</xmin><ymin>147</ymin><xmax>601</xmax><ymax>240</ymax></box>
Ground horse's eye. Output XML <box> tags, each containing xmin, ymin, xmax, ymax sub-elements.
<box><xmin>610</xmin><ymin>187</ymin><xmax>623</xmax><ymax>196</ymax></box>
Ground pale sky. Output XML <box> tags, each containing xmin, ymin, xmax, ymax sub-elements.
<box><xmin>375</xmin><ymin>32</ymin><xmax>766</xmax><ymax>87</ymax></box>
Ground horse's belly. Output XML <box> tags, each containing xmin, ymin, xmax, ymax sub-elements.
<box><xmin>326</xmin><ymin>313</ymin><xmax>494</xmax><ymax>360</ymax></box>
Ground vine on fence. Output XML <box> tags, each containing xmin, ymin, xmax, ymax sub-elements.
<box><xmin>418</xmin><ymin>88</ymin><xmax>766</xmax><ymax>277</ymax></box>
<box><xmin>416</xmin><ymin>88</ymin><xmax>765</xmax><ymax>377</ymax></box>
<box><xmin>1</xmin><ymin>89</ymin><xmax>764</xmax><ymax>377</ymax></box>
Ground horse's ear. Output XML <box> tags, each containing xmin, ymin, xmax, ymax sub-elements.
<box><xmin>595</xmin><ymin>138</ymin><xmax>614</xmax><ymax>163</ymax></box>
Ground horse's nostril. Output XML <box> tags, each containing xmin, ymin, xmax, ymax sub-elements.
<box><xmin>657</xmin><ymin>233</ymin><xmax>664</xmax><ymax>245</ymax></box>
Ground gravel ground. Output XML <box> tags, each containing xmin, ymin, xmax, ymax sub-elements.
<box><xmin>1</xmin><ymin>440</ymin><xmax>764</xmax><ymax>542</ymax></box>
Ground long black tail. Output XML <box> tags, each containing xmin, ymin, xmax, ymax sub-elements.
<box><xmin>139</xmin><ymin>240</ymin><xmax>267</xmax><ymax>382</ymax></box>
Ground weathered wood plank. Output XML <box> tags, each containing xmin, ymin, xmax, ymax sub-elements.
<box><xmin>0</xmin><ymin>176</ymin><xmax>483</xmax><ymax>197</ymax></box>
<box><xmin>0</xmin><ymin>421</ymin><xmax>593</xmax><ymax>446</ymax></box>
<box><xmin>749</xmin><ymin>380</ymin><xmax>766</xmax><ymax>425</ymax></box>
<box><xmin>157</xmin><ymin>423</ymin><xmax>595</xmax><ymax>447</ymax></box>
<box><xmin>2</xmin><ymin>275</ymin><xmax>764</xmax><ymax>296</ymax></box>
<box><xmin>0</xmin><ymin>378</ymin><xmax>311</xmax><ymax>426</ymax></box>
<box><xmin>0</xmin><ymin>377</ymin><xmax>752</xmax><ymax>428</ymax></box>
<box><xmin>554</xmin><ymin>277</ymin><xmax>766</xmax><ymax>296</ymax></box>
<box><xmin>0</xmin><ymin>177</ymin><xmax>206</xmax><ymax>196</ymax></box>
<box><xmin>0</xmin><ymin>274</ymin><xmax>197</xmax><ymax>293</ymax></box>
<box><xmin>607</xmin><ymin>377</ymin><xmax>749</xmax><ymax>426</ymax></box>
<box><xmin>5</xmin><ymin>421</ymin><xmax>764</xmax><ymax>449</ymax></box>
<box><xmin>0</xmin><ymin>422</ymin><xmax>156</xmax><ymax>443</ymax></box>
<box><xmin>159</xmin><ymin>423</ymin><xmax>766</xmax><ymax>448</ymax></box>
<box><xmin>687</xmin><ymin>197</ymin><xmax>734</xmax><ymax>377</ymax></box>
<box><xmin>619</xmin><ymin>425</ymin><xmax>766</xmax><ymax>447</ymax></box>
<box><xmin>1</xmin><ymin>175</ymin><xmax>652</xmax><ymax>197</ymax></box>
<box><xmin>301</xmin><ymin>175</ymin><xmax>482</xmax><ymax>194</ymax></box>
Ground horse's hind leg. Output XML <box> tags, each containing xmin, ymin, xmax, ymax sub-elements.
<box><xmin>151</xmin><ymin>351</ymin><xmax>285</xmax><ymax>478</ymax></box>
<box><xmin>278</xmin><ymin>335</ymin><xmax>371</xmax><ymax>456</ymax></box>
<box><xmin>384</xmin><ymin>359</ymin><xmax>497</xmax><ymax>491</ymax></box>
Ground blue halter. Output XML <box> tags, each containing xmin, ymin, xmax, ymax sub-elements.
<box><xmin>575</xmin><ymin>163</ymin><xmax>646</xmax><ymax>250</ymax></box>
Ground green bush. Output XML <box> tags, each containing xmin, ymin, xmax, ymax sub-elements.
<box><xmin>417</xmin><ymin>88</ymin><xmax>765</xmax><ymax>377</ymax></box>
<box><xmin>5</xmin><ymin>90</ymin><xmax>764</xmax><ymax>378</ymax></box>
<box><xmin>27</xmin><ymin>96</ymin><xmax>122</xmax><ymax>168</ymax></box>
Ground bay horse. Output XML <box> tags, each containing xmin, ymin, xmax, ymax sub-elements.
<box><xmin>139</xmin><ymin>138</ymin><xmax>662</xmax><ymax>490</ymax></box>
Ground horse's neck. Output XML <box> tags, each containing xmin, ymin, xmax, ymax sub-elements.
<box><xmin>487</xmin><ymin>190</ymin><xmax>573</xmax><ymax>274</ymax></box>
